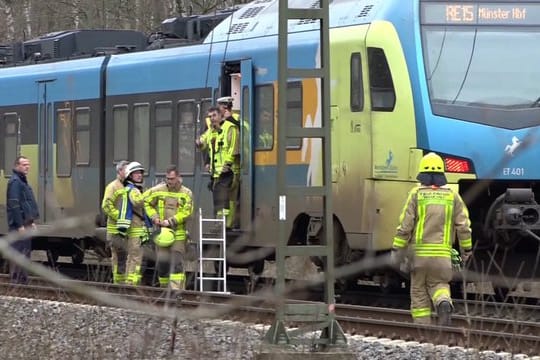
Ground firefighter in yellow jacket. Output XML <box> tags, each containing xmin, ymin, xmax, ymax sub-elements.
<box><xmin>101</xmin><ymin>160</ymin><xmax>129</xmax><ymax>284</ymax></box>
<box><xmin>144</xmin><ymin>165</ymin><xmax>193</xmax><ymax>290</ymax></box>
<box><xmin>196</xmin><ymin>106</ymin><xmax>239</xmax><ymax>229</ymax></box>
<box><xmin>116</xmin><ymin>161</ymin><xmax>150</xmax><ymax>285</ymax></box>
<box><xmin>392</xmin><ymin>152</ymin><xmax>472</xmax><ymax>325</ymax></box>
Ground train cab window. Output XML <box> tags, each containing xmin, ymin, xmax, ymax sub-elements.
<box><xmin>368</xmin><ymin>47</ymin><xmax>396</xmax><ymax>111</ymax></box>
<box><xmin>3</xmin><ymin>113</ymin><xmax>18</xmax><ymax>175</ymax></box>
<box><xmin>254</xmin><ymin>85</ymin><xmax>274</xmax><ymax>151</ymax></box>
<box><xmin>351</xmin><ymin>52</ymin><xmax>364</xmax><ymax>112</ymax></box>
<box><xmin>113</xmin><ymin>105</ymin><xmax>128</xmax><ymax>162</ymax></box>
<box><xmin>177</xmin><ymin>101</ymin><xmax>195</xmax><ymax>174</ymax></box>
<box><xmin>133</xmin><ymin>103</ymin><xmax>150</xmax><ymax>171</ymax></box>
<box><xmin>287</xmin><ymin>82</ymin><xmax>302</xmax><ymax>149</ymax></box>
<box><xmin>75</xmin><ymin>108</ymin><xmax>90</xmax><ymax>165</ymax></box>
<box><xmin>154</xmin><ymin>102</ymin><xmax>172</xmax><ymax>174</ymax></box>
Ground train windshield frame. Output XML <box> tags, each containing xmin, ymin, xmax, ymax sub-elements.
<box><xmin>420</xmin><ymin>1</ymin><xmax>540</xmax><ymax>129</ymax></box>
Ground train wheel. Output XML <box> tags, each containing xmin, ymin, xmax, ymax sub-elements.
<box><xmin>0</xmin><ymin>257</ymin><xmax>8</xmax><ymax>274</ymax></box>
<box><xmin>249</xmin><ymin>259</ymin><xmax>265</xmax><ymax>275</ymax></box>
<box><xmin>309</xmin><ymin>217</ymin><xmax>350</xmax><ymax>271</ymax></box>
<box><xmin>379</xmin><ymin>272</ymin><xmax>402</xmax><ymax>294</ymax></box>
<box><xmin>493</xmin><ymin>286</ymin><xmax>510</xmax><ymax>302</ymax></box>
<box><xmin>72</xmin><ymin>250</ymin><xmax>84</xmax><ymax>265</ymax></box>
<box><xmin>46</xmin><ymin>250</ymin><xmax>59</xmax><ymax>265</ymax></box>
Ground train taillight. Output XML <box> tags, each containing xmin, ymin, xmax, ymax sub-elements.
<box><xmin>444</xmin><ymin>156</ymin><xmax>472</xmax><ymax>173</ymax></box>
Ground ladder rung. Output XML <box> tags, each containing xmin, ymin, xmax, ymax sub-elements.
<box><xmin>200</xmin><ymin>238</ymin><xmax>225</xmax><ymax>242</ymax></box>
<box><xmin>200</xmin><ymin>257</ymin><xmax>225</xmax><ymax>261</ymax></box>
<box><xmin>197</xmin><ymin>276</ymin><xmax>226</xmax><ymax>281</ymax></box>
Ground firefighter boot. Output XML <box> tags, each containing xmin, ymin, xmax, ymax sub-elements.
<box><xmin>437</xmin><ymin>300</ymin><xmax>453</xmax><ymax>326</ymax></box>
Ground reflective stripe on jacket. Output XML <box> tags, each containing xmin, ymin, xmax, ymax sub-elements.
<box><xmin>200</xmin><ymin>120</ymin><xmax>239</xmax><ymax>178</ymax></box>
<box><xmin>393</xmin><ymin>186</ymin><xmax>472</xmax><ymax>259</ymax></box>
<box><xmin>101</xmin><ymin>178</ymin><xmax>126</xmax><ymax>234</ymax></box>
<box><xmin>117</xmin><ymin>183</ymin><xmax>149</xmax><ymax>237</ymax></box>
<box><xmin>144</xmin><ymin>183</ymin><xmax>193</xmax><ymax>240</ymax></box>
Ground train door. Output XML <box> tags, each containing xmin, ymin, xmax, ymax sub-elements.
<box><xmin>239</xmin><ymin>59</ymin><xmax>254</xmax><ymax>230</ymax></box>
<box><xmin>36</xmin><ymin>80</ymin><xmax>56</xmax><ymax>223</ymax></box>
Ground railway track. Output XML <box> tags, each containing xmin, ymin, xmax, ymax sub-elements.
<box><xmin>0</xmin><ymin>275</ymin><xmax>538</xmax><ymax>356</ymax></box>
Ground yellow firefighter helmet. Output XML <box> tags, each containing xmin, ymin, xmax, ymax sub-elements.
<box><xmin>154</xmin><ymin>227</ymin><xmax>175</xmax><ymax>247</ymax></box>
<box><xmin>418</xmin><ymin>152</ymin><xmax>445</xmax><ymax>173</ymax></box>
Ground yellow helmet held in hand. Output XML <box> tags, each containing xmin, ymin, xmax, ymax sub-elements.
<box><xmin>155</xmin><ymin>227</ymin><xmax>175</xmax><ymax>247</ymax></box>
<box><xmin>418</xmin><ymin>152</ymin><xmax>445</xmax><ymax>173</ymax></box>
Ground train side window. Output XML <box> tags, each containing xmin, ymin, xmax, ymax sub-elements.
<box><xmin>113</xmin><ymin>105</ymin><xmax>129</xmax><ymax>162</ymax></box>
<box><xmin>133</xmin><ymin>103</ymin><xmax>150</xmax><ymax>171</ymax></box>
<box><xmin>254</xmin><ymin>85</ymin><xmax>274</xmax><ymax>151</ymax></box>
<box><xmin>178</xmin><ymin>101</ymin><xmax>195</xmax><ymax>174</ymax></box>
<box><xmin>3</xmin><ymin>113</ymin><xmax>18</xmax><ymax>175</ymax></box>
<box><xmin>287</xmin><ymin>82</ymin><xmax>302</xmax><ymax>149</ymax></box>
<box><xmin>367</xmin><ymin>47</ymin><xmax>396</xmax><ymax>111</ymax></box>
<box><xmin>351</xmin><ymin>52</ymin><xmax>364</xmax><ymax>112</ymax></box>
<box><xmin>154</xmin><ymin>101</ymin><xmax>172</xmax><ymax>174</ymax></box>
<box><xmin>56</xmin><ymin>108</ymin><xmax>72</xmax><ymax>176</ymax></box>
<box><xmin>75</xmin><ymin>107</ymin><xmax>90</xmax><ymax>165</ymax></box>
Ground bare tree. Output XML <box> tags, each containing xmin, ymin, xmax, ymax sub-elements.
<box><xmin>0</xmin><ymin>0</ymin><xmax>246</xmax><ymax>43</ymax></box>
<box><xmin>1</xmin><ymin>0</ymin><xmax>17</xmax><ymax>41</ymax></box>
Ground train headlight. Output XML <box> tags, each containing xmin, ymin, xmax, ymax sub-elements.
<box><xmin>522</xmin><ymin>207</ymin><xmax>540</xmax><ymax>225</ymax></box>
<box><xmin>496</xmin><ymin>189</ymin><xmax>540</xmax><ymax>230</ymax></box>
<box><xmin>504</xmin><ymin>207</ymin><xmax>522</xmax><ymax>226</ymax></box>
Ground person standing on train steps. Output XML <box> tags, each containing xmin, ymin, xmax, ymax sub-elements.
<box><xmin>116</xmin><ymin>161</ymin><xmax>151</xmax><ymax>286</ymax></box>
<box><xmin>144</xmin><ymin>165</ymin><xmax>193</xmax><ymax>292</ymax></box>
<box><xmin>101</xmin><ymin>160</ymin><xmax>129</xmax><ymax>284</ymax></box>
<box><xmin>218</xmin><ymin>96</ymin><xmax>242</xmax><ymax>228</ymax></box>
<box><xmin>392</xmin><ymin>152</ymin><xmax>473</xmax><ymax>326</ymax></box>
<box><xmin>196</xmin><ymin>107</ymin><xmax>240</xmax><ymax>229</ymax></box>
<box><xmin>6</xmin><ymin>156</ymin><xmax>39</xmax><ymax>284</ymax></box>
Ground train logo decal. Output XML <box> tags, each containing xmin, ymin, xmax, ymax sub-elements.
<box><xmin>385</xmin><ymin>150</ymin><xmax>394</xmax><ymax>168</ymax></box>
<box><xmin>374</xmin><ymin>150</ymin><xmax>398</xmax><ymax>178</ymax></box>
<box><xmin>504</xmin><ymin>136</ymin><xmax>521</xmax><ymax>156</ymax></box>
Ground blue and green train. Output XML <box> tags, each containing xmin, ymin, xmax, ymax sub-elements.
<box><xmin>0</xmin><ymin>0</ymin><xmax>539</xmax><ymax>289</ymax></box>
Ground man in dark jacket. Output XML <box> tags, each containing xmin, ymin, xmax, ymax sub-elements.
<box><xmin>6</xmin><ymin>156</ymin><xmax>39</xmax><ymax>284</ymax></box>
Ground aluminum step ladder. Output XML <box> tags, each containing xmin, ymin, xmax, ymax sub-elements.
<box><xmin>197</xmin><ymin>208</ymin><xmax>229</xmax><ymax>293</ymax></box>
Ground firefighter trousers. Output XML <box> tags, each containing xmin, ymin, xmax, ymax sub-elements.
<box><xmin>108</xmin><ymin>233</ymin><xmax>127</xmax><ymax>284</ymax></box>
<box><xmin>156</xmin><ymin>240</ymin><xmax>186</xmax><ymax>290</ymax></box>
<box><xmin>126</xmin><ymin>236</ymin><xmax>143</xmax><ymax>285</ymax></box>
<box><xmin>410</xmin><ymin>264</ymin><xmax>452</xmax><ymax>324</ymax></box>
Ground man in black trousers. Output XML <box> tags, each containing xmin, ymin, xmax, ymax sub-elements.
<box><xmin>6</xmin><ymin>156</ymin><xmax>39</xmax><ymax>284</ymax></box>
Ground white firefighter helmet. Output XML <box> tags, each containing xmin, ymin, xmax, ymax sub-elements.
<box><xmin>125</xmin><ymin>161</ymin><xmax>145</xmax><ymax>178</ymax></box>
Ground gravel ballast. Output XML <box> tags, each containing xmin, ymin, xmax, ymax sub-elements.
<box><xmin>0</xmin><ymin>296</ymin><xmax>537</xmax><ymax>359</ymax></box>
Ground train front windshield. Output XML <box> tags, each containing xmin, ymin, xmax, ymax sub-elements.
<box><xmin>420</xmin><ymin>2</ymin><xmax>540</xmax><ymax>127</ymax></box>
